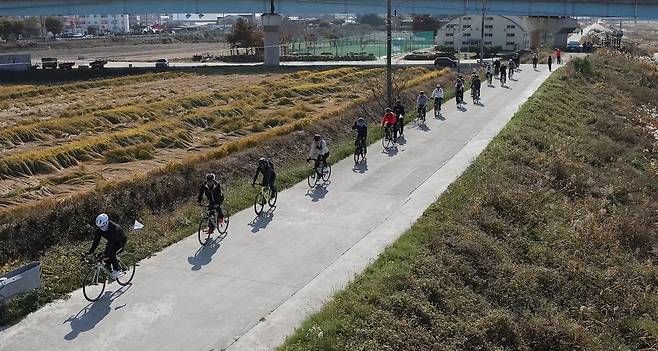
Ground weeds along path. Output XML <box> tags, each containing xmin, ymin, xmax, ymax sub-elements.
<box><xmin>1</xmin><ymin>67</ymin><xmax>416</xmax><ymax>208</ymax></box>
<box><xmin>278</xmin><ymin>51</ymin><xmax>658</xmax><ymax>350</ymax></box>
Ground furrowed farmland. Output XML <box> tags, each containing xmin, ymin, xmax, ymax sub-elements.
<box><xmin>0</xmin><ymin>67</ymin><xmax>436</xmax><ymax>209</ymax></box>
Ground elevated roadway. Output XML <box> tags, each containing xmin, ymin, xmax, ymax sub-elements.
<box><xmin>1</xmin><ymin>0</ymin><xmax>658</xmax><ymax>18</ymax></box>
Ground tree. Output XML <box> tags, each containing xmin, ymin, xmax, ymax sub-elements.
<box><xmin>11</xmin><ymin>21</ymin><xmax>25</xmax><ymax>38</ymax></box>
<box><xmin>357</xmin><ymin>14</ymin><xmax>385</xmax><ymax>27</ymax></box>
<box><xmin>225</xmin><ymin>18</ymin><xmax>263</xmax><ymax>53</ymax></box>
<box><xmin>44</xmin><ymin>17</ymin><xmax>64</xmax><ymax>38</ymax></box>
<box><xmin>412</xmin><ymin>15</ymin><xmax>440</xmax><ymax>33</ymax></box>
<box><xmin>0</xmin><ymin>20</ymin><xmax>13</xmax><ymax>40</ymax></box>
<box><xmin>24</xmin><ymin>17</ymin><xmax>42</xmax><ymax>37</ymax></box>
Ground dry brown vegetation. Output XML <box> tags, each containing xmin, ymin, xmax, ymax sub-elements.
<box><xmin>0</xmin><ymin>67</ymin><xmax>439</xmax><ymax>209</ymax></box>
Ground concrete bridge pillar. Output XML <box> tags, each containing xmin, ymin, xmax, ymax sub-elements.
<box><xmin>524</xmin><ymin>16</ymin><xmax>577</xmax><ymax>49</ymax></box>
<box><xmin>262</xmin><ymin>13</ymin><xmax>282</xmax><ymax>66</ymax></box>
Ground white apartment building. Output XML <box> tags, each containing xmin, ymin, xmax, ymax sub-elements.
<box><xmin>79</xmin><ymin>14</ymin><xmax>130</xmax><ymax>34</ymax></box>
<box><xmin>436</xmin><ymin>15</ymin><xmax>529</xmax><ymax>52</ymax></box>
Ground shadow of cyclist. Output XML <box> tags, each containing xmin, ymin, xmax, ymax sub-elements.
<box><xmin>306</xmin><ymin>184</ymin><xmax>329</xmax><ymax>202</ymax></box>
<box><xmin>187</xmin><ymin>237</ymin><xmax>222</xmax><ymax>271</ymax></box>
<box><xmin>249</xmin><ymin>211</ymin><xmax>274</xmax><ymax>233</ymax></box>
<box><xmin>353</xmin><ymin>159</ymin><xmax>368</xmax><ymax>174</ymax></box>
<box><xmin>63</xmin><ymin>285</ymin><xmax>131</xmax><ymax>341</ymax></box>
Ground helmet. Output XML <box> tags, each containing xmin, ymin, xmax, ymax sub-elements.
<box><xmin>385</xmin><ymin>107</ymin><xmax>392</xmax><ymax>113</ymax></box>
<box><xmin>419</xmin><ymin>91</ymin><xmax>425</xmax><ymax>95</ymax></box>
<box><xmin>258</xmin><ymin>157</ymin><xmax>267</xmax><ymax>166</ymax></box>
<box><xmin>357</xmin><ymin>117</ymin><xmax>365</xmax><ymax>125</ymax></box>
<box><xmin>313</xmin><ymin>134</ymin><xmax>321</xmax><ymax>141</ymax></box>
<box><xmin>436</xmin><ymin>84</ymin><xmax>441</xmax><ymax>88</ymax></box>
<box><xmin>95</xmin><ymin>213</ymin><xmax>109</xmax><ymax>231</ymax></box>
<box><xmin>395</xmin><ymin>99</ymin><xmax>401</xmax><ymax>104</ymax></box>
<box><xmin>206</xmin><ymin>173</ymin><xmax>215</xmax><ymax>181</ymax></box>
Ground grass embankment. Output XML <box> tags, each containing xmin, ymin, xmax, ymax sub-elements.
<box><xmin>0</xmin><ymin>68</ymin><xmax>456</xmax><ymax>325</ymax></box>
<box><xmin>280</xmin><ymin>51</ymin><xmax>658</xmax><ymax>350</ymax></box>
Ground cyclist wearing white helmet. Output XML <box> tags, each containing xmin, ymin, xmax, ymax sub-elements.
<box><xmin>308</xmin><ymin>134</ymin><xmax>330</xmax><ymax>170</ymax></box>
<box><xmin>197</xmin><ymin>173</ymin><xmax>225</xmax><ymax>232</ymax></box>
<box><xmin>85</xmin><ymin>213</ymin><xmax>127</xmax><ymax>279</ymax></box>
<box><xmin>253</xmin><ymin>157</ymin><xmax>277</xmax><ymax>196</ymax></box>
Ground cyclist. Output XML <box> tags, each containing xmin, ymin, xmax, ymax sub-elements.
<box><xmin>430</xmin><ymin>84</ymin><xmax>444</xmax><ymax>112</ymax></box>
<box><xmin>493</xmin><ymin>59</ymin><xmax>500</xmax><ymax>77</ymax></box>
<box><xmin>532</xmin><ymin>53</ymin><xmax>538</xmax><ymax>70</ymax></box>
<box><xmin>499</xmin><ymin>61</ymin><xmax>507</xmax><ymax>85</ymax></box>
<box><xmin>416</xmin><ymin>91</ymin><xmax>428</xmax><ymax>122</ymax></box>
<box><xmin>307</xmin><ymin>134</ymin><xmax>330</xmax><ymax>172</ymax></box>
<box><xmin>485</xmin><ymin>63</ymin><xmax>493</xmax><ymax>85</ymax></box>
<box><xmin>352</xmin><ymin>117</ymin><xmax>368</xmax><ymax>155</ymax></box>
<box><xmin>381</xmin><ymin>107</ymin><xmax>398</xmax><ymax>143</ymax></box>
<box><xmin>455</xmin><ymin>76</ymin><xmax>465</xmax><ymax>106</ymax></box>
<box><xmin>85</xmin><ymin>213</ymin><xmax>128</xmax><ymax>279</ymax></box>
<box><xmin>197</xmin><ymin>173</ymin><xmax>225</xmax><ymax>233</ymax></box>
<box><xmin>514</xmin><ymin>53</ymin><xmax>521</xmax><ymax>69</ymax></box>
<box><xmin>508</xmin><ymin>58</ymin><xmax>515</xmax><ymax>79</ymax></box>
<box><xmin>252</xmin><ymin>157</ymin><xmax>277</xmax><ymax>197</ymax></box>
<box><xmin>471</xmin><ymin>73</ymin><xmax>481</xmax><ymax>102</ymax></box>
<box><xmin>392</xmin><ymin>100</ymin><xmax>405</xmax><ymax>136</ymax></box>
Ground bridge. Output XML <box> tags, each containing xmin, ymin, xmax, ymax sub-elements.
<box><xmin>1</xmin><ymin>0</ymin><xmax>658</xmax><ymax>18</ymax></box>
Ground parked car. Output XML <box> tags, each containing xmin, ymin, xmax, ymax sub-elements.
<box><xmin>155</xmin><ymin>58</ymin><xmax>169</xmax><ymax>68</ymax></box>
<box><xmin>41</xmin><ymin>57</ymin><xmax>58</xmax><ymax>69</ymax></box>
<box><xmin>434</xmin><ymin>57</ymin><xmax>458</xmax><ymax>68</ymax></box>
<box><xmin>89</xmin><ymin>60</ymin><xmax>107</xmax><ymax>69</ymax></box>
<box><xmin>566</xmin><ymin>41</ymin><xmax>582</xmax><ymax>52</ymax></box>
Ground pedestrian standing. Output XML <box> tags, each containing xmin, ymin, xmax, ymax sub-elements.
<box><xmin>548</xmin><ymin>55</ymin><xmax>553</xmax><ymax>72</ymax></box>
<box><xmin>556</xmin><ymin>48</ymin><xmax>562</xmax><ymax>65</ymax></box>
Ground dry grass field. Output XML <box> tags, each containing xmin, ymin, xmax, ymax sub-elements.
<box><xmin>0</xmin><ymin>67</ymin><xmax>432</xmax><ymax>210</ymax></box>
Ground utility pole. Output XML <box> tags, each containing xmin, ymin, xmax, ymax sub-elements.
<box><xmin>386</xmin><ymin>0</ymin><xmax>393</xmax><ymax>108</ymax></box>
<box><xmin>479</xmin><ymin>0</ymin><xmax>486</xmax><ymax>64</ymax></box>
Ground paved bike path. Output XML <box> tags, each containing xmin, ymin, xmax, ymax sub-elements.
<box><xmin>0</xmin><ymin>65</ymin><xmax>552</xmax><ymax>351</ymax></box>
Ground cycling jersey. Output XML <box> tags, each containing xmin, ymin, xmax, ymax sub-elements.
<box><xmin>381</xmin><ymin>112</ymin><xmax>397</xmax><ymax>127</ymax></box>
<box><xmin>197</xmin><ymin>180</ymin><xmax>224</xmax><ymax>206</ymax></box>
<box><xmin>88</xmin><ymin>221</ymin><xmax>126</xmax><ymax>254</ymax></box>
<box><xmin>393</xmin><ymin>104</ymin><xmax>405</xmax><ymax>117</ymax></box>
<box><xmin>253</xmin><ymin>160</ymin><xmax>275</xmax><ymax>185</ymax></box>
<box><xmin>416</xmin><ymin>95</ymin><xmax>428</xmax><ymax>108</ymax></box>
<box><xmin>309</xmin><ymin>139</ymin><xmax>329</xmax><ymax>160</ymax></box>
<box><xmin>431</xmin><ymin>87</ymin><xmax>444</xmax><ymax>99</ymax></box>
<box><xmin>352</xmin><ymin>121</ymin><xmax>368</xmax><ymax>139</ymax></box>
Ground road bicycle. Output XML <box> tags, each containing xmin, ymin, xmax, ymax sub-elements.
<box><xmin>307</xmin><ymin>158</ymin><xmax>331</xmax><ymax>188</ymax></box>
<box><xmin>354</xmin><ymin>137</ymin><xmax>366</xmax><ymax>164</ymax></box>
<box><xmin>198</xmin><ymin>203</ymin><xmax>229</xmax><ymax>245</ymax></box>
<box><xmin>253</xmin><ymin>184</ymin><xmax>277</xmax><ymax>215</ymax></box>
<box><xmin>381</xmin><ymin>125</ymin><xmax>395</xmax><ymax>149</ymax></box>
<box><xmin>81</xmin><ymin>251</ymin><xmax>136</xmax><ymax>302</ymax></box>
<box><xmin>433</xmin><ymin>98</ymin><xmax>442</xmax><ymax>117</ymax></box>
<box><xmin>416</xmin><ymin>105</ymin><xmax>427</xmax><ymax>126</ymax></box>
<box><xmin>471</xmin><ymin>88</ymin><xmax>481</xmax><ymax>104</ymax></box>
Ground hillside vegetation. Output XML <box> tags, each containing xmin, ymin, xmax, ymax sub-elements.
<box><xmin>281</xmin><ymin>51</ymin><xmax>658</xmax><ymax>350</ymax></box>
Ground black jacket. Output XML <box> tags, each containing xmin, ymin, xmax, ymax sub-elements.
<box><xmin>352</xmin><ymin>122</ymin><xmax>368</xmax><ymax>139</ymax></box>
<box><xmin>393</xmin><ymin>104</ymin><xmax>405</xmax><ymax>117</ymax></box>
<box><xmin>197</xmin><ymin>180</ymin><xmax>223</xmax><ymax>205</ymax></box>
<box><xmin>253</xmin><ymin>160</ymin><xmax>275</xmax><ymax>184</ymax></box>
<box><xmin>88</xmin><ymin>221</ymin><xmax>126</xmax><ymax>253</ymax></box>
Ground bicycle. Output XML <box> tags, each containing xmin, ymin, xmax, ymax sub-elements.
<box><xmin>416</xmin><ymin>105</ymin><xmax>426</xmax><ymax>126</ymax></box>
<box><xmin>433</xmin><ymin>99</ymin><xmax>442</xmax><ymax>117</ymax></box>
<box><xmin>81</xmin><ymin>251</ymin><xmax>136</xmax><ymax>302</ymax></box>
<box><xmin>307</xmin><ymin>157</ymin><xmax>331</xmax><ymax>188</ymax></box>
<box><xmin>486</xmin><ymin>72</ymin><xmax>493</xmax><ymax>85</ymax></box>
<box><xmin>354</xmin><ymin>137</ymin><xmax>366</xmax><ymax>164</ymax></box>
<box><xmin>198</xmin><ymin>203</ymin><xmax>229</xmax><ymax>245</ymax></box>
<box><xmin>253</xmin><ymin>184</ymin><xmax>277</xmax><ymax>216</ymax></box>
<box><xmin>381</xmin><ymin>125</ymin><xmax>394</xmax><ymax>149</ymax></box>
<box><xmin>471</xmin><ymin>88</ymin><xmax>480</xmax><ymax>104</ymax></box>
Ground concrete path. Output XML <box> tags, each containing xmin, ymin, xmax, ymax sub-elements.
<box><xmin>0</xmin><ymin>65</ymin><xmax>552</xmax><ymax>351</ymax></box>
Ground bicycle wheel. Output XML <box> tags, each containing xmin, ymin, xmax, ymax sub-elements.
<box><xmin>322</xmin><ymin>163</ymin><xmax>332</xmax><ymax>182</ymax></box>
<box><xmin>307</xmin><ymin>167</ymin><xmax>318</xmax><ymax>188</ymax></box>
<box><xmin>116</xmin><ymin>253</ymin><xmax>136</xmax><ymax>286</ymax></box>
<box><xmin>254</xmin><ymin>191</ymin><xmax>266</xmax><ymax>215</ymax></box>
<box><xmin>217</xmin><ymin>205</ymin><xmax>230</xmax><ymax>235</ymax></box>
<box><xmin>382</xmin><ymin>131</ymin><xmax>392</xmax><ymax>149</ymax></box>
<box><xmin>268</xmin><ymin>189</ymin><xmax>278</xmax><ymax>207</ymax></box>
<box><xmin>83</xmin><ymin>267</ymin><xmax>107</xmax><ymax>302</ymax></box>
<box><xmin>197</xmin><ymin>216</ymin><xmax>211</xmax><ymax>245</ymax></box>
